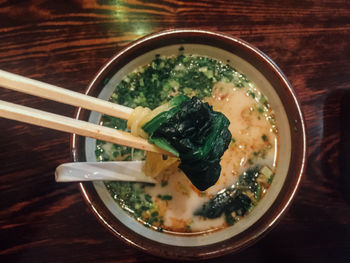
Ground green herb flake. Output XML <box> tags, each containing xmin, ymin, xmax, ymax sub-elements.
<box><xmin>260</xmin><ymin>95</ymin><xmax>268</xmax><ymax>105</ymax></box>
<box><xmin>268</xmin><ymin>174</ymin><xmax>275</xmax><ymax>184</ymax></box>
<box><xmin>248</xmin><ymin>91</ymin><xmax>256</xmax><ymax>99</ymax></box>
<box><xmin>158</xmin><ymin>194</ymin><xmax>173</xmax><ymax>201</ymax></box>
<box><xmin>255</xmin><ymin>183</ymin><xmax>262</xmax><ymax>201</ymax></box>
<box><xmin>262</xmin><ymin>134</ymin><xmax>268</xmax><ymax>142</ymax></box>
<box><xmin>161</xmin><ymin>181</ymin><xmax>168</xmax><ymax>187</ymax></box>
<box><xmin>236</xmin><ymin>82</ymin><xmax>244</xmax><ymax>88</ymax></box>
<box><xmin>145</xmin><ymin>194</ymin><xmax>152</xmax><ymax>202</ymax></box>
<box><xmin>151</xmin><ymin>211</ymin><xmax>159</xmax><ymax>217</ymax></box>
<box><xmin>231</xmin><ymin>138</ymin><xmax>236</xmax><ymax>143</ymax></box>
<box><xmin>162</xmin><ymin>195</ymin><xmax>172</xmax><ymax>201</ymax></box>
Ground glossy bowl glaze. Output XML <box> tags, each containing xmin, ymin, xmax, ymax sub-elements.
<box><xmin>71</xmin><ymin>29</ymin><xmax>306</xmax><ymax>260</ymax></box>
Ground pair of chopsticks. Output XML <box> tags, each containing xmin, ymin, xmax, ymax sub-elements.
<box><xmin>0</xmin><ymin>70</ymin><xmax>169</xmax><ymax>155</ymax></box>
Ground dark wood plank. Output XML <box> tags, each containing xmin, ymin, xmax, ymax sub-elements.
<box><xmin>0</xmin><ymin>0</ymin><xmax>350</xmax><ymax>262</ymax></box>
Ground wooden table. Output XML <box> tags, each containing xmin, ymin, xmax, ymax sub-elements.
<box><xmin>1</xmin><ymin>1</ymin><xmax>349</xmax><ymax>262</ymax></box>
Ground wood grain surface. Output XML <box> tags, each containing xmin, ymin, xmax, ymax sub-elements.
<box><xmin>0</xmin><ymin>0</ymin><xmax>349</xmax><ymax>262</ymax></box>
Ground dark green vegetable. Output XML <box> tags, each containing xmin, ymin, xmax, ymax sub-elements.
<box><xmin>195</xmin><ymin>187</ymin><xmax>238</xmax><ymax>218</ymax></box>
<box><xmin>142</xmin><ymin>95</ymin><xmax>190</xmax><ymax>137</ymax></box>
<box><xmin>225</xmin><ymin>191</ymin><xmax>252</xmax><ymax>216</ymax></box>
<box><xmin>238</xmin><ymin>166</ymin><xmax>260</xmax><ymax>193</ymax></box>
<box><xmin>194</xmin><ymin>188</ymin><xmax>251</xmax><ymax>223</ymax></box>
<box><xmin>194</xmin><ymin>166</ymin><xmax>262</xmax><ymax>224</ymax></box>
<box><xmin>143</xmin><ymin>95</ymin><xmax>232</xmax><ymax>191</ymax></box>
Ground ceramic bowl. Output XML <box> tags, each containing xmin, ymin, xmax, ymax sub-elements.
<box><xmin>71</xmin><ymin>29</ymin><xmax>306</xmax><ymax>259</ymax></box>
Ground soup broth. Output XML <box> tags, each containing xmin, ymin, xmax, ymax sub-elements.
<box><xmin>95</xmin><ymin>49</ymin><xmax>278</xmax><ymax>234</ymax></box>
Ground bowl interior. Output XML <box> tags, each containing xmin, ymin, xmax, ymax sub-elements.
<box><xmin>73</xmin><ymin>30</ymin><xmax>305</xmax><ymax>259</ymax></box>
<box><xmin>84</xmin><ymin>44</ymin><xmax>291</xmax><ymax>246</ymax></box>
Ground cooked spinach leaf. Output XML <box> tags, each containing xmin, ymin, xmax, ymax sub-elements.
<box><xmin>195</xmin><ymin>188</ymin><xmax>238</xmax><ymax>218</ymax></box>
<box><xmin>194</xmin><ymin>188</ymin><xmax>251</xmax><ymax>223</ymax></box>
<box><xmin>143</xmin><ymin>95</ymin><xmax>232</xmax><ymax>191</ymax></box>
<box><xmin>142</xmin><ymin>94</ymin><xmax>190</xmax><ymax>136</ymax></box>
<box><xmin>238</xmin><ymin>166</ymin><xmax>260</xmax><ymax>193</ymax></box>
<box><xmin>194</xmin><ymin>166</ymin><xmax>262</xmax><ymax>224</ymax></box>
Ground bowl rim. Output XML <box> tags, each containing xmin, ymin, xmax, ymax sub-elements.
<box><xmin>71</xmin><ymin>28</ymin><xmax>307</xmax><ymax>260</ymax></box>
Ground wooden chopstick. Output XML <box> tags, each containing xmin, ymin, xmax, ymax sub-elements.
<box><xmin>0</xmin><ymin>69</ymin><xmax>171</xmax><ymax>155</ymax></box>
<box><xmin>0</xmin><ymin>99</ymin><xmax>170</xmax><ymax>155</ymax></box>
<box><xmin>0</xmin><ymin>70</ymin><xmax>133</xmax><ymax>120</ymax></box>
